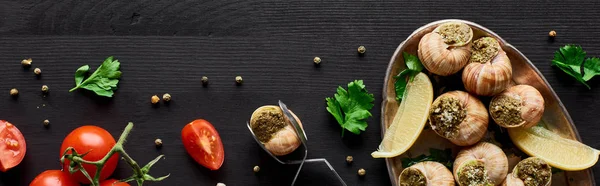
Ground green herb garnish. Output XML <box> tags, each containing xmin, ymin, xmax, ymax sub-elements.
<box><xmin>401</xmin><ymin>148</ymin><xmax>454</xmax><ymax>169</ymax></box>
<box><xmin>69</xmin><ymin>56</ymin><xmax>122</xmax><ymax>97</ymax></box>
<box><xmin>551</xmin><ymin>167</ymin><xmax>564</xmax><ymax>174</ymax></box>
<box><xmin>551</xmin><ymin>45</ymin><xmax>600</xmax><ymax>89</ymax></box>
<box><xmin>326</xmin><ymin>80</ymin><xmax>374</xmax><ymax>137</ymax></box>
<box><xmin>395</xmin><ymin>52</ymin><xmax>424</xmax><ymax>101</ymax></box>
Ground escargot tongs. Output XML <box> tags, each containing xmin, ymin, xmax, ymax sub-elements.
<box><xmin>246</xmin><ymin>100</ymin><xmax>347</xmax><ymax>186</ymax></box>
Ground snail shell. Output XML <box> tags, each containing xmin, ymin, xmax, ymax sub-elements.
<box><xmin>398</xmin><ymin>161</ymin><xmax>455</xmax><ymax>186</ymax></box>
<box><xmin>418</xmin><ymin>22</ymin><xmax>473</xmax><ymax>76</ymax></box>
<box><xmin>454</xmin><ymin>142</ymin><xmax>508</xmax><ymax>186</ymax></box>
<box><xmin>489</xmin><ymin>85</ymin><xmax>545</xmax><ymax>129</ymax></box>
<box><xmin>511</xmin><ymin>157</ymin><xmax>552</xmax><ymax>186</ymax></box>
<box><xmin>429</xmin><ymin>90</ymin><xmax>489</xmax><ymax>146</ymax></box>
<box><xmin>250</xmin><ymin>105</ymin><xmax>302</xmax><ymax>156</ymax></box>
<box><xmin>502</xmin><ymin>174</ymin><xmax>525</xmax><ymax>186</ymax></box>
<box><xmin>462</xmin><ymin>37</ymin><xmax>513</xmax><ymax>96</ymax></box>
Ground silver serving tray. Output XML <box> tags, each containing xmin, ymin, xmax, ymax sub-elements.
<box><xmin>380</xmin><ymin>19</ymin><xmax>595</xmax><ymax>186</ymax></box>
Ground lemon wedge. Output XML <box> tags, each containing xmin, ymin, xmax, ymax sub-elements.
<box><xmin>372</xmin><ymin>72</ymin><xmax>433</xmax><ymax>158</ymax></box>
<box><xmin>508</xmin><ymin>126</ymin><xmax>600</xmax><ymax>171</ymax></box>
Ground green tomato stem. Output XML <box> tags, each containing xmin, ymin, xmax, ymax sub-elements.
<box><xmin>61</xmin><ymin>122</ymin><xmax>169</xmax><ymax>186</ymax></box>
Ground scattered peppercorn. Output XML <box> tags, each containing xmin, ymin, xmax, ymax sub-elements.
<box><xmin>155</xmin><ymin>138</ymin><xmax>163</xmax><ymax>147</ymax></box>
<box><xmin>201</xmin><ymin>76</ymin><xmax>209</xmax><ymax>86</ymax></box>
<box><xmin>346</xmin><ymin>156</ymin><xmax>353</xmax><ymax>164</ymax></box>
<box><xmin>9</xmin><ymin>88</ymin><xmax>18</xmax><ymax>96</ymax></box>
<box><xmin>358</xmin><ymin>168</ymin><xmax>366</xmax><ymax>176</ymax></box>
<box><xmin>253</xmin><ymin>165</ymin><xmax>260</xmax><ymax>173</ymax></box>
<box><xmin>34</xmin><ymin>68</ymin><xmax>42</xmax><ymax>76</ymax></box>
<box><xmin>21</xmin><ymin>58</ymin><xmax>32</xmax><ymax>67</ymax></box>
<box><xmin>151</xmin><ymin>95</ymin><xmax>160</xmax><ymax>104</ymax></box>
<box><xmin>235</xmin><ymin>76</ymin><xmax>243</xmax><ymax>84</ymax></box>
<box><xmin>549</xmin><ymin>30</ymin><xmax>557</xmax><ymax>37</ymax></box>
<box><xmin>162</xmin><ymin>93</ymin><xmax>171</xmax><ymax>102</ymax></box>
<box><xmin>216</xmin><ymin>183</ymin><xmax>226</xmax><ymax>186</ymax></box>
<box><xmin>313</xmin><ymin>56</ymin><xmax>321</xmax><ymax>65</ymax></box>
<box><xmin>41</xmin><ymin>85</ymin><xmax>49</xmax><ymax>93</ymax></box>
<box><xmin>43</xmin><ymin>119</ymin><xmax>50</xmax><ymax>127</ymax></box>
<box><xmin>357</xmin><ymin>46</ymin><xmax>366</xmax><ymax>54</ymax></box>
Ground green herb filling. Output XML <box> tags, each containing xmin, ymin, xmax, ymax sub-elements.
<box><xmin>516</xmin><ymin>158</ymin><xmax>552</xmax><ymax>186</ymax></box>
<box><xmin>470</xmin><ymin>37</ymin><xmax>500</xmax><ymax>64</ymax></box>
<box><xmin>429</xmin><ymin>97</ymin><xmax>466</xmax><ymax>139</ymax></box>
<box><xmin>490</xmin><ymin>95</ymin><xmax>524</xmax><ymax>126</ymax></box>
<box><xmin>458</xmin><ymin>162</ymin><xmax>493</xmax><ymax>186</ymax></box>
<box><xmin>251</xmin><ymin>110</ymin><xmax>287</xmax><ymax>143</ymax></box>
<box><xmin>399</xmin><ymin>168</ymin><xmax>427</xmax><ymax>186</ymax></box>
<box><xmin>435</xmin><ymin>23</ymin><xmax>472</xmax><ymax>46</ymax></box>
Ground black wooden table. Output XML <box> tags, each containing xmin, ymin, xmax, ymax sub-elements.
<box><xmin>1</xmin><ymin>1</ymin><xmax>599</xmax><ymax>186</ymax></box>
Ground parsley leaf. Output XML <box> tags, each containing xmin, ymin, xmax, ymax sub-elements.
<box><xmin>551</xmin><ymin>45</ymin><xmax>600</xmax><ymax>89</ymax></box>
<box><xmin>401</xmin><ymin>148</ymin><xmax>454</xmax><ymax>169</ymax></box>
<box><xmin>69</xmin><ymin>56</ymin><xmax>122</xmax><ymax>97</ymax></box>
<box><xmin>404</xmin><ymin>52</ymin><xmax>424</xmax><ymax>72</ymax></box>
<box><xmin>551</xmin><ymin>167</ymin><xmax>564</xmax><ymax>174</ymax></box>
<box><xmin>394</xmin><ymin>70</ymin><xmax>411</xmax><ymax>101</ymax></box>
<box><xmin>326</xmin><ymin>80</ymin><xmax>374</xmax><ymax>137</ymax></box>
<box><xmin>583</xmin><ymin>57</ymin><xmax>600</xmax><ymax>81</ymax></box>
<box><xmin>395</xmin><ymin>52</ymin><xmax>424</xmax><ymax>101</ymax></box>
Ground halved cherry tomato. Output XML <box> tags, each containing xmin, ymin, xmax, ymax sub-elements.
<box><xmin>100</xmin><ymin>179</ymin><xmax>130</xmax><ymax>186</ymax></box>
<box><xmin>181</xmin><ymin>119</ymin><xmax>224</xmax><ymax>170</ymax></box>
<box><xmin>60</xmin><ymin>126</ymin><xmax>119</xmax><ymax>184</ymax></box>
<box><xmin>29</xmin><ymin>170</ymin><xmax>79</xmax><ymax>186</ymax></box>
<box><xmin>0</xmin><ymin>120</ymin><xmax>26</xmax><ymax>172</ymax></box>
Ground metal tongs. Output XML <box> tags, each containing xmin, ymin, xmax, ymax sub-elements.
<box><xmin>246</xmin><ymin>100</ymin><xmax>347</xmax><ymax>186</ymax></box>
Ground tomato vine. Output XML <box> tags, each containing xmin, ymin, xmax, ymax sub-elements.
<box><xmin>61</xmin><ymin>122</ymin><xmax>169</xmax><ymax>186</ymax></box>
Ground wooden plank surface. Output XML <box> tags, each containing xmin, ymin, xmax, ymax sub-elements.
<box><xmin>1</xmin><ymin>1</ymin><xmax>600</xmax><ymax>185</ymax></box>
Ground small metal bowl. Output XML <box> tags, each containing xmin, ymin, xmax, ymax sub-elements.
<box><xmin>380</xmin><ymin>19</ymin><xmax>594</xmax><ymax>186</ymax></box>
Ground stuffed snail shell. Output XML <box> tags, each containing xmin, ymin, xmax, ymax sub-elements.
<box><xmin>250</xmin><ymin>105</ymin><xmax>303</xmax><ymax>156</ymax></box>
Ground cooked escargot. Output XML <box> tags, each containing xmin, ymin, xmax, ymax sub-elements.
<box><xmin>418</xmin><ymin>22</ymin><xmax>473</xmax><ymax>76</ymax></box>
<box><xmin>490</xmin><ymin>85</ymin><xmax>545</xmax><ymax>129</ymax></box>
<box><xmin>398</xmin><ymin>161</ymin><xmax>455</xmax><ymax>186</ymax></box>
<box><xmin>429</xmin><ymin>91</ymin><xmax>488</xmax><ymax>146</ymax></box>
<box><xmin>502</xmin><ymin>174</ymin><xmax>525</xmax><ymax>186</ymax></box>
<box><xmin>462</xmin><ymin>37</ymin><xmax>513</xmax><ymax>96</ymax></box>
<box><xmin>250</xmin><ymin>105</ymin><xmax>302</xmax><ymax>156</ymax></box>
<box><xmin>506</xmin><ymin>157</ymin><xmax>552</xmax><ymax>186</ymax></box>
<box><xmin>454</xmin><ymin>142</ymin><xmax>509</xmax><ymax>186</ymax></box>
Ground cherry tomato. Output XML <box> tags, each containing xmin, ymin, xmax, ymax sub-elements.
<box><xmin>100</xmin><ymin>179</ymin><xmax>130</xmax><ymax>186</ymax></box>
<box><xmin>29</xmin><ymin>170</ymin><xmax>79</xmax><ymax>186</ymax></box>
<box><xmin>0</xmin><ymin>120</ymin><xmax>26</xmax><ymax>172</ymax></box>
<box><xmin>60</xmin><ymin>126</ymin><xmax>119</xmax><ymax>184</ymax></box>
<box><xmin>181</xmin><ymin>119</ymin><xmax>224</xmax><ymax>170</ymax></box>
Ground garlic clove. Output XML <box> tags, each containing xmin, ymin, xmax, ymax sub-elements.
<box><xmin>399</xmin><ymin>161</ymin><xmax>454</xmax><ymax>186</ymax></box>
<box><xmin>429</xmin><ymin>90</ymin><xmax>488</xmax><ymax>146</ymax></box>
<box><xmin>502</xmin><ymin>174</ymin><xmax>525</xmax><ymax>186</ymax></box>
<box><xmin>418</xmin><ymin>22</ymin><xmax>473</xmax><ymax>76</ymax></box>
<box><xmin>250</xmin><ymin>105</ymin><xmax>303</xmax><ymax>156</ymax></box>
<box><xmin>511</xmin><ymin>157</ymin><xmax>552</xmax><ymax>186</ymax></box>
<box><xmin>490</xmin><ymin>85</ymin><xmax>545</xmax><ymax>129</ymax></box>
<box><xmin>462</xmin><ymin>37</ymin><xmax>513</xmax><ymax>96</ymax></box>
<box><xmin>454</xmin><ymin>142</ymin><xmax>508</xmax><ymax>185</ymax></box>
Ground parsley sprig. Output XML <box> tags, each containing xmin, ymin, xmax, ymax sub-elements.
<box><xmin>326</xmin><ymin>80</ymin><xmax>375</xmax><ymax>137</ymax></box>
<box><xmin>69</xmin><ymin>56</ymin><xmax>122</xmax><ymax>97</ymax></box>
<box><xmin>395</xmin><ymin>52</ymin><xmax>424</xmax><ymax>101</ymax></box>
<box><xmin>401</xmin><ymin>148</ymin><xmax>454</xmax><ymax>169</ymax></box>
<box><xmin>551</xmin><ymin>45</ymin><xmax>600</xmax><ymax>89</ymax></box>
